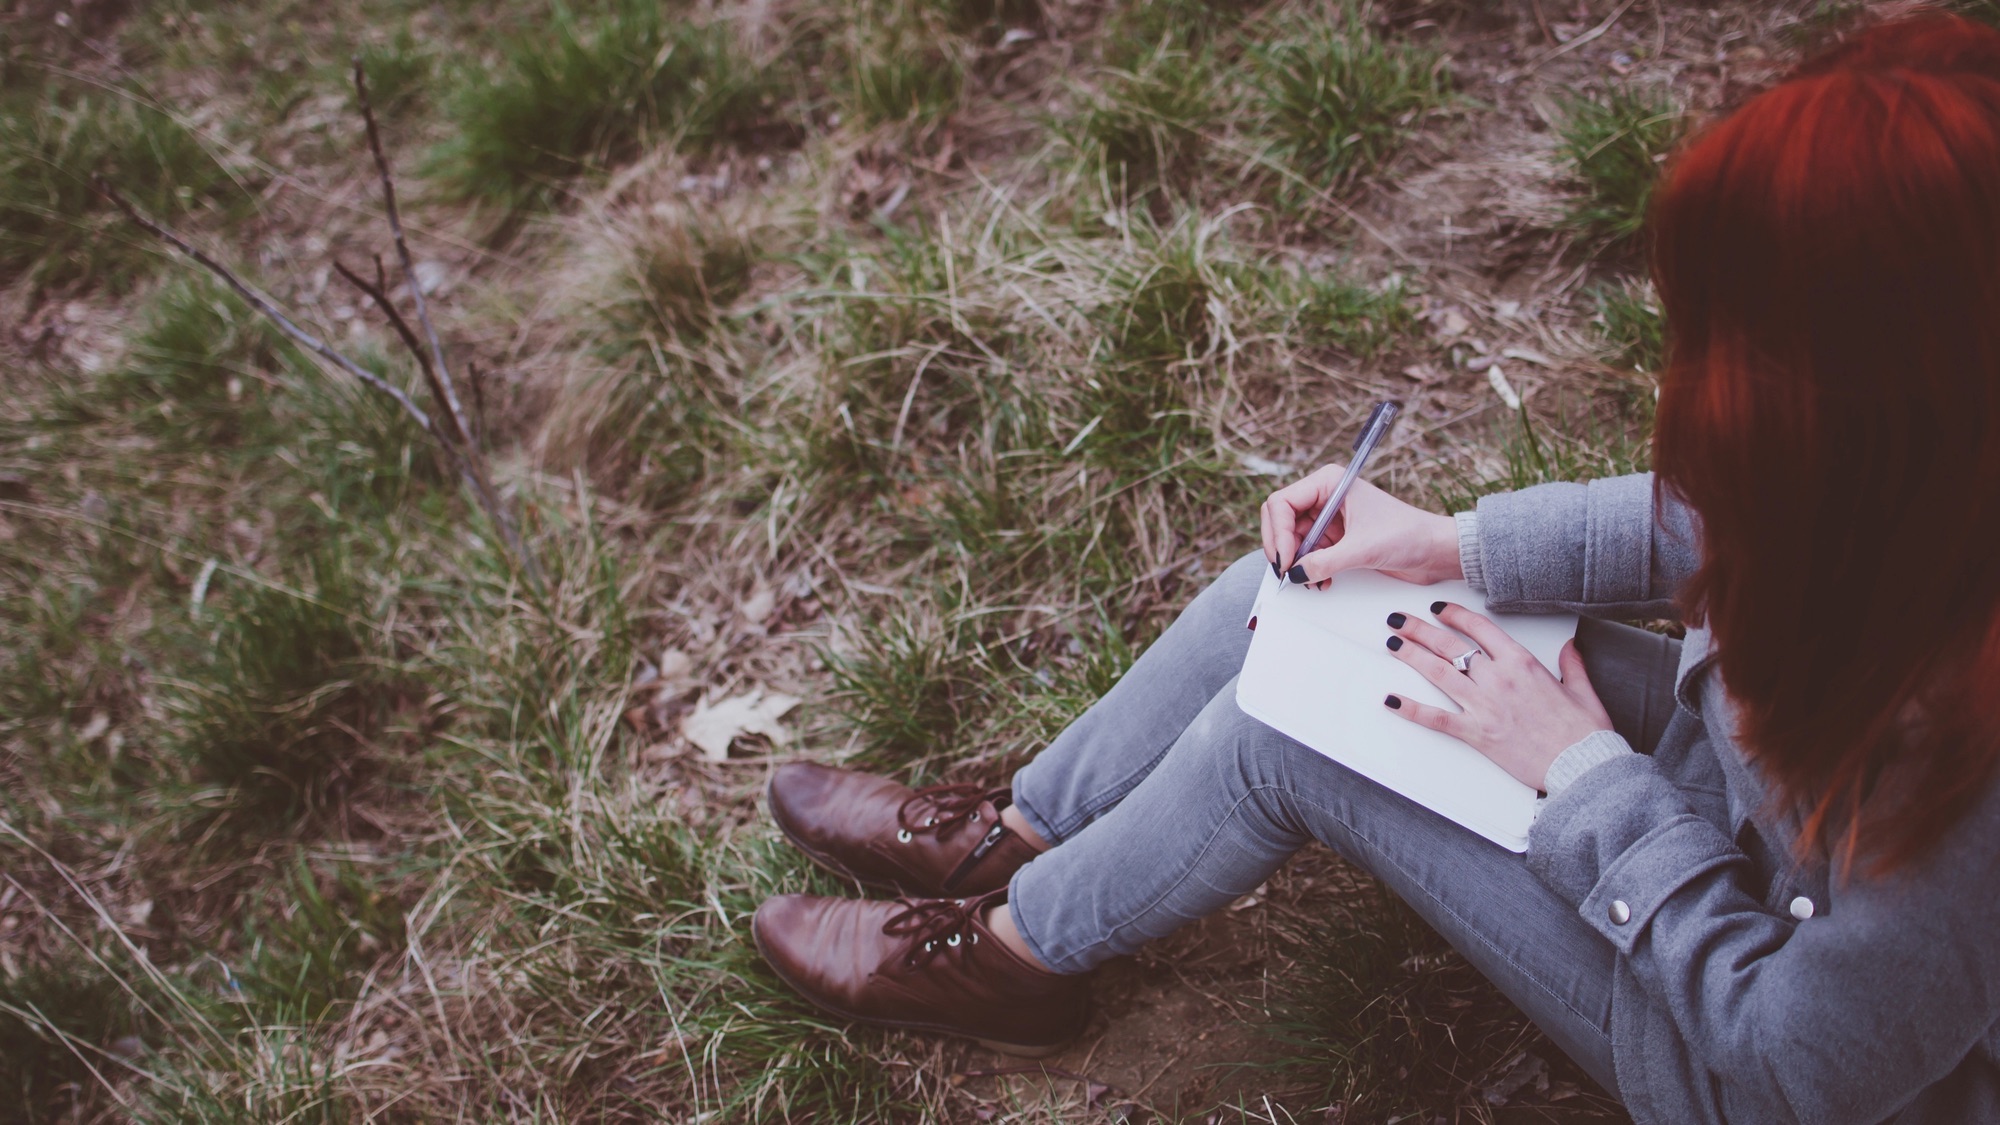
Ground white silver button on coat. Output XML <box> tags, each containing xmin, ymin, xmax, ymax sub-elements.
<box><xmin>1789</xmin><ymin>896</ymin><xmax>1816</xmax><ymax>921</ymax></box>
<box><xmin>1609</xmin><ymin>899</ymin><xmax>1632</xmax><ymax>925</ymax></box>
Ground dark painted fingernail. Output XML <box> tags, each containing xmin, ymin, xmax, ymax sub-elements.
<box><xmin>1270</xmin><ymin>557</ymin><xmax>1282</xmax><ymax>577</ymax></box>
<box><xmin>1384</xmin><ymin>694</ymin><xmax>1402</xmax><ymax>709</ymax></box>
<box><xmin>1430</xmin><ymin>600</ymin><xmax>1447</xmax><ymax>614</ymax></box>
<box><xmin>1386</xmin><ymin>635</ymin><xmax>1403</xmax><ymax>651</ymax></box>
<box><xmin>1386</xmin><ymin>612</ymin><xmax>1406</xmax><ymax>629</ymax></box>
<box><xmin>1287</xmin><ymin>564</ymin><xmax>1308</xmax><ymax>585</ymax></box>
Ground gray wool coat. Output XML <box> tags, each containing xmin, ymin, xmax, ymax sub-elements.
<box><xmin>1467</xmin><ymin>472</ymin><xmax>2000</xmax><ymax>1125</ymax></box>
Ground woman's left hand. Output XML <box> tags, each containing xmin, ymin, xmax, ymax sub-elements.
<box><xmin>1382</xmin><ymin>602</ymin><xmax>1614</xmax><ymax>792</ymax></box>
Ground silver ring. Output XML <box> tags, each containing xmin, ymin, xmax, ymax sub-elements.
<box><xmin>1450</xmin><ymin>647</ymin><xmax>1484</xmax><ymax>673</ymax></box>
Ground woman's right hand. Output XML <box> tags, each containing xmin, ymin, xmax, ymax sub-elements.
<box><xmin>1259</xmin><ymin>464</ymin><xmax>1465</xmax><ymax>586</ymax></box>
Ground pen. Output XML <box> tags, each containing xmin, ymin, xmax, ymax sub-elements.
<box><xmin>1285</xmin><ymin>400</ymin><xmax>1402</xmax><ymax>585</ymax></box>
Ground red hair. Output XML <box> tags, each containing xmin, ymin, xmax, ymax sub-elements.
<box><xmin>1651</xmin><ymin>12</ymin><xmax>2000</xmax><ymax>873</ymax></box>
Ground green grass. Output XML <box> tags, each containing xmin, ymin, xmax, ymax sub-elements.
<box><xmin>1248</xmin><ymin>1</ymin><xmax>1451</xmax><ymax>201</ymax></box>
<box><xmin>1434</xmin><ymin>398</ymin><xmax>1655</xmax><ymax>514</ymax></box>
<box><xmin>234</xmin><ymin>853</ymin><xmax>408</xmax><ymax>1023</ymax></box>
<box><xmin>0</xmin><ymin>86</ymin><xmax>245</xmax><ymax>292</ymax></box>
<box><xmin>353</xmin><ymin>27</ymin><xmax>435</xmax><ymax>117</ymax></box>
<box><xmin>108</xmin><ymin>276</ymin><xmax>288</xmax><ymax>445</ymax></box>
<box><xmin>1285</xmin><ymin>268</ymin><xmax>1417</xmax><ymax>357</ymax></box>
<box><xmin>1065</xmin><ymin>44</ymin><xmax>1221</xmax><ymax>201</ymax></box>
<box><xmin>1100</xmin><ymin>0</ymin><xmax>1247</xmax><ymax>68</ymax></box>
<box><xmin>169</xmin><ymin>549</ymin><xmax>393</xmax><ymax>835</ymax></box>
<box><xmin>1593</xmin><ymin>277</ymin><xmax>1667</xmax><ymax>374</ymax></box>
<box><xmin>433</xmin><ymin>0</ymin><xmax>779</xmax><ymax>211</ymax></box>
<box><xmin>1556</xmin><ymin>85</ymin><xmax>1683</xmax><ymax>249</ymax></box>
<box><xmin>826</xmin><ymin>604</ymin><xmax>988</xmax><ymax>768</ymax></box>
<box><xmin>0</xmin><ymin>955</ymin><xmax>141</xmax><ymax>1124</ymax></box>
<box><xmin>842</xmin><ymin>0</ymin><xmax>966</xmax><ymax>130</ymax></box>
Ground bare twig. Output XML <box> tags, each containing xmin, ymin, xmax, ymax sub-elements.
<box><xmin>1529</xmin><ymin>0</ymin><xmax>1556</xmax><ymax>45</ymax></box>
<box><xmin>97</xmin><ymin>181</ymin><xmax>545</xmax><ymax>592</ymax></box>
<box><xmin>353</xmin><ymin>57</ymin><xmax>471</xmax><ymax>445</ymax></box>
<box><xmin>334</xmin><ymin>255</ymin><xmax>456</xmax><ymax>437</ymax></box>
<box><xmin>95</xmin><ymin>178</ymin><xmax>437</xmax><ymax>436</ymax></box>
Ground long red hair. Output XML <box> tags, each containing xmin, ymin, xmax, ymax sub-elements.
<box><xmin>1650</xmin><ymin>12</ymin><xmax>2000</xmax><ymax>873</ymax></box>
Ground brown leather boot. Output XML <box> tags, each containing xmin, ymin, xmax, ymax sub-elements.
<box><xmin>752</xmin><ymin>889</ymin><xmax>1088</xmax><ymax>1056</ymax></box>
<box><xmin>765</xmin><ymin>762</ymin><xmax>1040</xmax><ymax>897</ymax></box>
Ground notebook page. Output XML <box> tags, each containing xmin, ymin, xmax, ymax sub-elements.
<box><xmin>1235</xmin><ymin>568</ymin><xmax>1578</xmax><ymax>851</ymax></box>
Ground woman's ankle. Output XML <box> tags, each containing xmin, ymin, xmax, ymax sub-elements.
<box><xmin>999</xmin><ymin>805</ymin><xmax>1052</xmax><ymax>853</ymax></box>
<box><xmin>983</xmin><ymin>901</ymin><xmax>1054</xmax><ymax>972</ymax></box>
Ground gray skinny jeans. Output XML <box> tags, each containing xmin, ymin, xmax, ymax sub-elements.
<box><xmin>1006</xmin><ymin>552</ymin><xmax>1682</xmax><ymax>1097</ymax></box>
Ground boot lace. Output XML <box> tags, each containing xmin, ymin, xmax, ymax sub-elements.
<box><xmin>895</xmin><ymin>783</ymin><xmax>990</xmax><ymax>840</ymax></box>
<box><xmin>881</xmin><ymin>895</ymin><xmax>987</xmax><ymax>969</ymax></box>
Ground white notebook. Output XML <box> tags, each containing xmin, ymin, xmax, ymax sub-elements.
<box><xmin>1235</xmin><ymin>568</ymin><xmax>1578</xmax><ymax>851</ymax></box>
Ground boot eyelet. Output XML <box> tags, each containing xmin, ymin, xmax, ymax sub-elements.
<box><xmin>926</xmin><ymin>816</ymin><xmax>937</xmax><ymax>827</ymax></box>
<box><xmin>970</xmin><ymin>932</ymin><xmax>979</xmax><ymax>944</ymax></box>
<box><xmin>897</xmin><ymin>829</ymin><xmax>913</xmax><ymax>843</ymax></box>
<box><xmin>947</xmin><ymin>933</ymin><xmax>961</xmax><ymax>947</ymax></box>
<box><xmin>923</xmin><ymin>940</ymin><xmax>935</xmax><ymax>952</ymax></box>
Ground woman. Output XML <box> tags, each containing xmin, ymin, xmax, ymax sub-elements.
<box><xmin>751</xmin><ymin>14</ymin><xmax>2000</xmax><ymax>1122</ymax></box>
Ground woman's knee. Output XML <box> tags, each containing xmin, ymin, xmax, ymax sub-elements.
<box><xmin>1181</xmin><ymin>688</ymin><xmax>1308</xmax><ymax>790</ymax></box>
<box><xmin>1176</xmin><ymin>552</ymin><xmax>1268</xmax><ymax>630</ymax></box>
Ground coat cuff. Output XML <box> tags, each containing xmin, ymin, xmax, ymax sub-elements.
<box><xmin>1543</xmin><ymin>729</ymin><xmax>1635</xmax><ymax>797</ymax></box>
<box><xmin>1454</xmin><ymin>510</ymin><xmax>1485</xmax><ymax>592</ymax></box>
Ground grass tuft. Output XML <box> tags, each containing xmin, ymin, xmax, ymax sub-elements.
<box><xmin>0</xmin><ymin>87</ymin><xmax>243</xmax><ymax>292</ymax></box>
<box><xmin>610</xmin><ymin>204</ymin><xmax>760</xmax><ymax>342</ymax></box>
<box><xmin>353</xmin><ymin>28</ymin><xmax>434</xmax><ymax>117</ymax></box>
<box><xmin>0</xmin><ymin>955</ymin><xmax>139</xmax><ymax>1122</ymax></box>
<box><xmin>1435</xmin><ymin>399</ymin><xmax>1655</xmax><ymax>513</ymax></box>
<box><xmin>1249</xmin><ymin>1</ymin><xmax>1450</xmax><ymax>200</ymax></box>
<box><xmin>1065</xmin><ymin>44</ymin><xmax>1220</xmax><ymax>201</ymax></box>
<box><xmin>1592</xmin><ymin>276</ymin><xmax>1667</xmax><ymax>374</ymax></box>
<box><xmin>1285</xmin><ymin>268</ymin><xmax>1417</xmax><ymax>357</ymax></box>
<box><xmin>434</xmin><ymin>1</ymin><xmax>778</xmax><ymax>211</ymax></box>
<box><xmin>841</xmin><ymin>0</ymin><xmax>966</xmax><ymax>130</ymax></box>
<box><xmin>108</xmin><ymin>276</ymin><xmax>287</xmax><ymax>445</ymax></box>
<box><xmin>1556</xmin><ymin>85</ymin><xmax>1683</xmax><ymax>249</ymax></box>
<box><xmin>235</xmin><ymin>854</ymin><xmax>407</xmax><ymax>1024</ymax></box>
<box><xmin>826</xmin><ymin>606</ymin><xmax>987</xmax><ymax>768</ymax></box>
<box><xmin>171</xmin><ymin>551</ymin><xmax>391</xmax><ymax>834</ymax></box>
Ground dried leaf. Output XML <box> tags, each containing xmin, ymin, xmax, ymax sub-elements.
<box><xmin>1481</xmin><ymin>1051</ymin><xmax>1548</xmax><ymax>1106</ymax></box>
<box><xmin>1487</xmin><ymin>363</ymin><xmax>1523</xmax><ymax>410</ymax></box>
<box><xmin>682</xmin><ymin>690</ymin><xmax>801</xmax><ymax>761</ymax></box>
<box><xmin>1237</xmin><ymin>454</ymin><xmax>1294</xmax><ymax>477</ymax></box>
<box><xmin>741</xmin><ymin>586</ymin><xmax>777</xmax><ymax>625</ymax></box>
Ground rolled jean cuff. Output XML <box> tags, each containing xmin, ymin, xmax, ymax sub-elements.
<box><xmin>1005</xmin><ymin>863</ymin><xmax>1086</xmax><ymax>976</ymax></box>
<box><xmin>1006</xmin><ymin>782</ymin><xmax>1062</xmax><ymax>849</ymax></box>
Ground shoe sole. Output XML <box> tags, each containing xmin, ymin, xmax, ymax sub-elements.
<box><xmin>763</xmin><ymin>773</ymin><xmax>930</xmax><ymax>898</ymax></box>
<box><xmin>750</xmin><ymin>917</ymin><xmax>1077</xmax><ymax>1059</ymax></box>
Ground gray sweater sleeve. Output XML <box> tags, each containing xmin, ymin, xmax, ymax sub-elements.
<box><xmin>1531</xmin><ymin>755</ymin><xmax>2000</xmax><ymax>1125</ymax></box>
<box><xmin>1462</xmin><ymin>472</ymin><xmax>1699</xmax><ymax>619</ymax></box>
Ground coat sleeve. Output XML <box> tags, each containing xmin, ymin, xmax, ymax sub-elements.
<box><xmin>1529</xmin><ymin>754</ymin><xmax>2000</xmax><ymax>1124</ymax></box>
<box><xmin>1457</xmin><ymin>472</ymin><xmax>1700</xmax><ymax>619</ymax></box>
